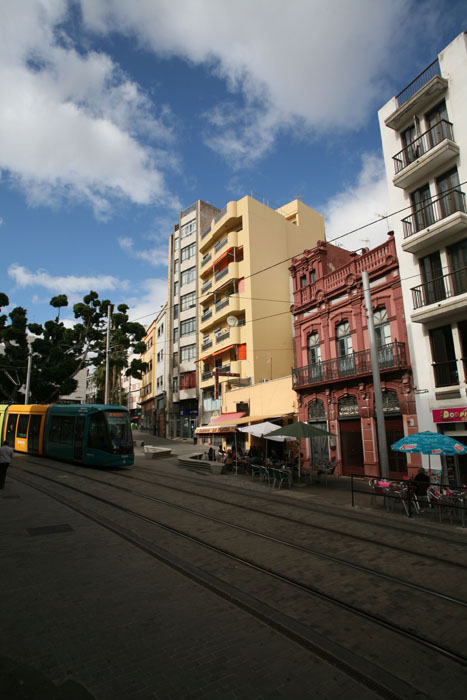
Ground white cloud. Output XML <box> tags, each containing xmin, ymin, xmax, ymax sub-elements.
<box><xmin>118</xmin><ymin>236</ymin><xmax>168</xmax><ymax>267</ymax></box>
<box><xmin>8</xmin><ymin>263</ymin><xmax>128</xmax><ymax>295</ymax></box>
<box><xmin>320</xmin><ymin>153</ymin><xmax>391</xmax><ymax>251</ymax></box>
<box><xmin>81</xmin><ymin>0</ymin><xmax>433</xmax><ymax>165</ymax></box>
<box><xmin>0</xmin><ymin>0</ymin><xmax>179</xmax><ymax>216</ymax></box>
<box><xmin>125</xmin><ymin>278</ymin><xmax>168</xmax><ymax>326</ymax></box>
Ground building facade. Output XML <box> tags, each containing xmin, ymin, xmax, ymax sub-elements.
<box><xmin>167</xmin><ymin>201</ymin><xmax>220</xmax><ymax>438</ymax></box>
<box><xmin>154</xmin><ymin>302</ymin><xmax>168</xmax><ymax>437</ymax></box>
<box><xmin>140</xmin><ymin>318</ymin><xmax>157</xmax><ymax>429</ymax></box>
<box><xmin>378</xmin><ymin>32</ymin><xmax>467</xmax><ymax>483</ymax></box>
<box><xmin>197</xmin><ymin>196</ymin><xmax>325</xmax><ymax>427</ymax></box>
<box><xmin>290</xmin><ymin>235</ymin><xmax>417</xmax><ymax>478</ymax></box>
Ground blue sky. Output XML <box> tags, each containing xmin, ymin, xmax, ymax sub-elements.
<box><xmin>1</xmin><ymin>0</ymin><xmax>466</xmax><ymax>328</ymax></box>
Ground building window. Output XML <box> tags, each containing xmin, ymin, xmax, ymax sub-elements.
<box><xmin>146</xmin><ymin>337</ymin><xmax>153</xmax><ymax>349</ymax></box>
<box><xmin>436</xmin><ymin>167</ymin><xmax>462</xmax><ymax>219</ymax></box>
<box><xmin>181</xmin><ymin>291</ymin><xmax>196</xmax><ymax>311</ymax></box>
<box><xmin>173</xmin><ymin>304</ymin><xmax>179</xmax><ymax>320</ymax></box>
<box><xmin>174</xmin><ymin>260</ymin><xmax>179</xmax><ymax>277</ymax></box>
<box><xmin>336</xmin><ymin>321</ymin><xmax>354</xmax><ymax>376</ymax></box>
<box><xmin>338</xmin><ymin>395</ymin><xmax>359</xmax><ymax>417</ymax></box>
<box><xmin>174</xmin><ymin>237</ymin><xmax>179</xmax><ymax>251</ymax></box>
<box><xmin>426</xmin><ymin>100</ymin><xmax>448</xmax><ymax>147</ymax></box>
<box><xmin>181</xmin><ymin>242</ymin><xmax>196</xmax><ymax>262</ymax></box>
<box><xmin>181</xmin><ymin>266</ymin><xmax>196</xmax><ymax>286</ymax></box>
<box><xmin>411</xmin><ymin>183</ymin><xmax>434</xmax><ymax>232</ymax></box>
<box><xmin>300</xmin><ymin>274</ymin><xmax>307</xmax><ymax>288</ymax></box>
<box><xmin>181</xmin><ymin>219</ymin><xmax>196</xmax><ymax>238</ymax></box>
<box><xmin>382</xmin><ymin>390</ymin><xmax>400</xmax><ymax>413</ymax></box>
<box><xmin>419</xmin><ymin>252</ymin><xmax>445</xmax><ymax>305</ymax></box>
<box><xmin>181</xmin><ymin>344</ymin><xmax>196</xmax><ymax>362</ymax></box>
<box><xmin>180</xmin><ymin>371</ymin><xmax>196</xmax><ymax>389</ymax></box>
<box><xmin>309</xmin><ymin>269</ymin><xmax>316</xmax><ymax>283</ymax></box>
<box><xmin>180</xmin><ymin>317</ymin><xmax>196</xmax><ymax>336</ymax></box>
<box><xmin>429</xmin><ymin>325</ymin><xmax>458</xmax><ymax>387</ymax></box>
<box><xmin>173</xmin><ymin>327</ymin><xmax>178</xmax><ymax>343</ymax></box>
<box><xmin>308</xmin><ymin>400</ymin><xmax>325</xmax><ymax>420</ymax></box>
<box><xmin>173</xmin><ymin>281</ymin><xmax>179</xmax><ymax>297</ymax></box>
<box><xmin>172</xmin><ymin>376</ymin><xmax>178</xmax><ymax>392</ymax></box>
<box><xmin>307</xmin><ymin>332</ymin><xmax>322</xmax><ymax>380</ymax></box>
<box><xmin>374</xmin><ymin>308</ymin><xmax>391</xmax><ymax>346</ymax></box>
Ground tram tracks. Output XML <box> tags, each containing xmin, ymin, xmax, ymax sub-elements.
<box><xmin>13</xmin><ymin>462</ymin><xmax>467</xmax><ymax>688</ymax></box>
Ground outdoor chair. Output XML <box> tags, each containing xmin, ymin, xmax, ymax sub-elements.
<box><xmin>272</xmin><ymin>467</ymin><xmax>289</xmax><ymax>489</ymax></box>
<box><xmin>251</xmin><ymin>464</ymin><xmax>262</xmax><ymax>480</ymax></box>
<box><xmin>321</xmin><ymin>462</ymin><xmax>337</xmax><ymax>485</ymax></box>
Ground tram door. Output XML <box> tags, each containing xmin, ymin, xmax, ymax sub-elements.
<box><xmin>74</xmin><ymin>416</ymin><xmax>85</xmax><ymax>461</ymax></box>
<box><xmin>28</xmin><ymin>415</ymin><xmax>42</xmax><ymax>453</ymax></box>
<box><xmin>5</xmin><ymin>414</ymin><xmax>17</xmax><ymax>446</ymax></box>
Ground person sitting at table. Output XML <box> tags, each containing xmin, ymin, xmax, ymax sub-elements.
<box><xmin>413</xmin><ymin>467</ymin><xmax>430</xmax><ymax>496</ymax></box>
<box><xmin>224</xmin><ymin>450</ymin><xmax>234</xmax><ymax>470</ymax></box>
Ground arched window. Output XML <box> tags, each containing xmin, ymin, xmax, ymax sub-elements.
<box><xmin>308</xmin><ymin>400</ymin><xmax>325</xmax><ymax>421</ymax></box>
<box><xmin>307</xmin><ymin>333</ymin><xmax>322</xmax><ymax>381</ymax></box>
<box><xmin>382</xmin><ymin>390</ymin><xmax>400</xmax><ymax>413</ymax></box>
<box><xmin>338</xmin><ymin>395</ymin><xmax>359</xmax><ymax>417</ymax></box>
<box><xmin>336</xmin><ymin>321</ymin><xmax>354</xmax><ymax>376</ymax></box>
<box><xmin>374</xmin><ymin>307</ymin><xmax>391</xmax><ymax>346</ymax></box>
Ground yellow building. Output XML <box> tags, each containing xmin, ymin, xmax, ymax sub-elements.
<box><xmin>140</xmin><ymin>318</ymin><xmax>157</xmax><ymax>429</ymax></box>
<box><xmin>197</xmin><ymin>196</ymin><xmax>325</xmax><ymax>426</ymax></box>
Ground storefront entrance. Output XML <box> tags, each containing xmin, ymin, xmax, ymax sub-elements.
<box><xmin>385</xmin><ymin>415</ymin><xmax>407</xmax><ymax>476</ymax></box>
<box><xmin>340</xmin><ymin>419</ymin><xmax>364</xmax><ymax>476</ymax></box>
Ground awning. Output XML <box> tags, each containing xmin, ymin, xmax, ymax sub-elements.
<box><xmin>211</xmin><ymin>412</ymin><xmax>246</xmax><ymax>425</ymax></box>
<box><xmin>197</xmin><ymin>343</ymin><xmax>236</xmax><ymax>364</ymax></box>
<box><xmin>200</xmin><ymin>247</ymin><xmax>235</xmax><ymax>277</ymax></box>
<box><xmin>195</xmin><ymin>425</ymin><xmax>237</xmax><ymax>435</ymax></box>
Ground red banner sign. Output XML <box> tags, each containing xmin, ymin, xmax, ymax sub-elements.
<box><xmin>432</xmin><ymin>408</ymin><xmax>467</xmax><ymax>423</ymax></box>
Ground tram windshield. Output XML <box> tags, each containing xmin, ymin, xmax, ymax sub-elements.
<box><xmin>105</xmin><ymin>411</ymin><xmax>133</xmax><ymax>453</ymax></box>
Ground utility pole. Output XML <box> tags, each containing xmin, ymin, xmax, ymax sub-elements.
<box><xmin>25</xmin><ymin>352</ymin><xmax>32</xmax><ymax>404</ymax></box>
<box><xmin>104</xmin><ymin>304</ymin><xmax>112</xmax><ymax>405</ymax></box>
<box><xmin>362</xmin><ymin>271</ymin><xmax>389</xmax><ymax>479</ymax></box>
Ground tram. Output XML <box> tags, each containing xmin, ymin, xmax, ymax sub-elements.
<box><xmin>0</xmin><ymin>404</ymin><xmax>134</xmax><ymax>467</ymax></box>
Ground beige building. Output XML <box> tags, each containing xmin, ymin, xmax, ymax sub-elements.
<box><xmin>197</xmin><ymin>196</ymin><xmax>325</xmax><ymax>426</ymax></box>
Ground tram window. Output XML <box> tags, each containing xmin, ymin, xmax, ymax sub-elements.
<box><xmin>17</xmin><ymin>415</ymin><xmax>30</xmax><ymax>438</ymax></box>
<box><xmin>88</xmin><ymin>413</ymin><xmax>111</xmax><ymax>451</ymax></box>
<box><xmin>6</xmin><ymin>414</ymin><xmax>18</xmax><ymax>444</ymax></box>
<box><xmin>49</xmin><ymin>416</ymin><xmax>75</xmax><ymax>445</ymax></box>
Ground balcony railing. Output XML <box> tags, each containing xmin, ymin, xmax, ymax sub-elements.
<box><xmin>411</xmin><ymin>267</ymin><xmax>467</xmax><ymax>309</ymax></box>
<box><xmin>201</xmin><ymin>252</ymin><xmax>212</xmax><ymax>267</ymax></box>
<box><xmin>215</xmin><ymin>330</ymin><xmax>230</xmax><ymax>343</ymax></box>
<box><xmin>215</xmin><ymin>298</ymin><xmax>229</xmax><ymax>313</ymax></box>
<box><xmin>201</xmin><ymin>280</ymin><xmax>212</xmax><ymax>294</ymax></box>
<box><xmin>402</xmin><ymin>189</ymin><xmax>466</xmax><ymax>238</ymax></box>
<box><xmin>201</xmin><ymin>370</ymin><xmax>212</xmax><ymax>381</ymax></box>
<box><xmin>395</xmin><ymin>59</ymin><xmax>440</xmax><ymax>107</ymax></box>
<box><xmin>201</xmin><ymin>309</ymin><xmax>212</xmax><ymax>322</ymax></box>
<box><xmin>292</xmin><ymin>342</ymin><xmax>407</xmax><ymax>389</ymax></box>
<box><xmin>201</xmin><ymin>340</ymin><xmax>212</xmax><ymax>351</ymax></box>
<box><xmin>214</xmin><ymin>236</ymin><xmax>228</xmax><ymax>254</ymax></box>
<box><xmin>433</xmin><ymin>360</ymin><xmax>459</xmax><ymax>387</ymax></box>
<box><xmin>393</xmin><ymin>120</ymin><xmax>454</xmax><ymax>174</ymax></box>
<box><xmin>215</xmin><ymin>267</ymin><xmax>229</xmax><ymax>282</ymax></box>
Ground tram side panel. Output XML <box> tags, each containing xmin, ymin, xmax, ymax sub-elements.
<box><xmin>2</xmin><ymin>405</ymin><xmax>49</xmax><ymax>455</ymax></box>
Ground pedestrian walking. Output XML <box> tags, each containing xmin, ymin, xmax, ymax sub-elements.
<box><xmin>0</xmin><ymin>440</ymin><xmax>14</xmax><ymax>489</ymax></box>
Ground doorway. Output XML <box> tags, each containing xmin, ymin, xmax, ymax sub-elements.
<box><xmin>340</xmin><ymin>419</ymin><xmax>364</xmax><ymax>476</ymax></box>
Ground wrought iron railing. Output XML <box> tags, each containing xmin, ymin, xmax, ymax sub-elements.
<box><xmin>433</xmin><ymin>360</ymin><xmax>459</xmax><ymax>387</ymax></box>
<box><xmin>395</xmin><ymin>59</ymin><xmax>441</xmax><ymax>107</ymax></box>
<box><xmin>411</xmin><ymin>267</ymin><xmax>467</xmax><ymax>309</ymax></box>
<box><xmin>393</xmin><ymin>120</ymin><xmax>454</xmax><ymax>174</ymax></box>
<box><xmin>292</xmin><ymin>342</ymin><xmax>407</xmax><ymax>388</ymax></box>
<box><xmin>402</xmin><ymin>189</ymin><xmax>466</xmax><ymax>238</ymax></box>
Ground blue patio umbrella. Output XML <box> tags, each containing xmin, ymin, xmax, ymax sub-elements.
<box><xmin>391</xmin><ymin>431</ymin><xmax>467</xmax><ymax>481</ymax></box>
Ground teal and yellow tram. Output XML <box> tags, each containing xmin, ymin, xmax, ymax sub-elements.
<box><xmin>0</xmin><ymin>404</ymin><xmax>134</xmax><ymax>467</ymax></box>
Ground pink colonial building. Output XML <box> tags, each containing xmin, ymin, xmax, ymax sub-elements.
<box><xmin>290</xmin><ymin>233</ymin><xmax>420</xmax><ymax>479</ymax></box>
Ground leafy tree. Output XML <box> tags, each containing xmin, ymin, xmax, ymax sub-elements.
<box><xmin>0</xmin><ymin>292</ymin><xmax>147</xmax><ymax>404</ymax></box>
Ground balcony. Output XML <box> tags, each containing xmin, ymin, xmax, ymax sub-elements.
<box><xmin>433</xmin><ymin>360</ymin><xmax>459</xmax><ymax>388</ymax></box>
<box><xmin>215</xmin><ymin>329</ymin><xmax>230</xmax><ymax>344</ymax></box>
<box><xmin>201</xmin><ymin>252</ymin><xmax>212</xmax><ymax>268</ymax></box>
<box><xmin>401</xmin><ymin>190</ymin><xmax>467</xmax><ymax>254</ymax></box>
<box><xmin>214</xmin><ymin>267</ymin><xmax>229</xmax><ymax>283</ymax></box>
<box><xmin>199</xmin><ymin>201</ymin><xmax>242</xmax><ymax>252</ymax></box>
<box><xmin>385</xmin><ymin>60</ymin><xmax>447</xmax><ymax>131</ymax></box>
<box><xmin>201</xmin><ymin>309</ymin><xmax>212</xmax><ymax>323</ymax></box>
<box><xmin>215</xmin><ymin>297</ymin><xmax>229</xmax><ymax>313</ymax></box>
<box><xmin>392</xmin><ymin>121</ymin><xmax>459</xmax><ymax>189</ymax></box>
<box><xmin>201</xmin><ymin>339</ymin><xmax>212</xmax><ymax>352</ymax></box>
<box><xmin>214</xmin><ymin>236</ymin><xmax>228</xmax><ymax>254</ymax></box>
<box><xmin>292</xmin><ymin>342</ymin><xmax>407</xmax><ymax>389</ymax></box>
<box><xmin>201</xmin><ymin>280</ymin><xmax>212</xmax><ymax>295</ymax></box>
<box><xmin>410</xmin><ymin>267</ymin><xmax>467</xmax><ymax>324</ymax></box>
<box><xmin>201</xmin><ymin>370</ymin><xmax>212</xmax><ymax>381</ymax></box>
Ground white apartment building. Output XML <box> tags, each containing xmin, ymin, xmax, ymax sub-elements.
<box><xmin>378</xmin><ymin>32</ymin><xmax>467</xmax><ymax>483</ymax></box>
<box><xmin>167</xmin><ymin>201</ymin><xmax>220</xmax><ymax>438</ymax></box>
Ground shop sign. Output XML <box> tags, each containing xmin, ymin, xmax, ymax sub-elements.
<box><xmin>432</xmin><ymin>407</ymin><xmax>467</xmax><ymax>423</ymax></box>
